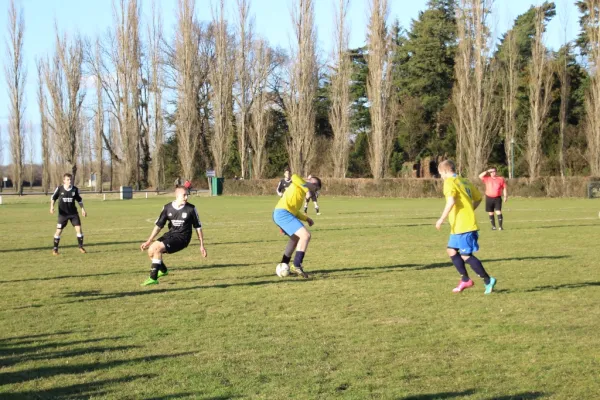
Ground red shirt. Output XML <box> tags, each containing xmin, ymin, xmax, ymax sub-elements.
<box><xmin>482</xmin><ymin>176</ymin><xmax>505</xmax><ymax>198</ymax></box>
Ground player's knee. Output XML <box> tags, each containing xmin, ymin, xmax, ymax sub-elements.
<box><xmin>461</xmin><ymin>254</ymin><xmax>472</xmax><ymax>261</ymax></box>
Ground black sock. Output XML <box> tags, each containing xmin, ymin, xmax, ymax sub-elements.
<box><xmin>315</xmin><ymin>207</ymin><xmax>320</xmax><ymax>213</ymax></box>
<box><xmin>489</xmin><ymin>215</ymin><xmax>496</xmax><ymax>228</ymax></box>
<box><xmin>150</xmin><ymin>263</ymin><xmax>161</xmax><ymax>280</ymax></box>
<box><xmin>53</xmin><ymin>236</ymin><xmax>60</xmax><ymax>250</ymax></box>
<box><xmin>450</xmin><ymin>254</ymin><xmax>469</xmax><ymax>281</ymax></box>
<box><xmin>293</xmin><ymin>251</ymin><xmax>305</xmax><ymax>269</ymax></box>
<box><xmin>77</xmin><ymin>235</ymin><xmax>84</xmax><ymax>248</ymax></box>
<box><xmin>498</xmin><ymin>215</ymin><xmax>503</xmax><ymax>229</ymax></box>
<box><xmin>465</xmin><ymin>256</ymin><xmax>490</xmax><ymax>284</ymax></box>
<box><xmin>281</xmin><ymin>255</ymin><xmax>291</xmax><ymax>264</ymax></box>
<box><xmin>304</xmin><ymin>207</ymin><xmax>308</xmax><ymax>214</ymax></box>
<box><xmin>159</xmin><ymin>260</ymin><xmax>167</xmax><ymax>273</ymax></box>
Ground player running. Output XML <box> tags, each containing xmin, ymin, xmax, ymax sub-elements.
<box><xmin>50</xmin><ymin>173</ymin><xmax>87</xmax><ymax>255</ymax></box>
<box><xmin>436</xmin><ymin>160</ymin><xmax>496</xmax><ymax>294</ymax></box>
<box><xmin>140</xmin><ymin>187</ymin><xmax>207</xmax><ymax>286</ymax></box>
<box><xmin>273</xmin><ymin>174</ymin><xmax>322</xmax><ymax>278</ymax></box>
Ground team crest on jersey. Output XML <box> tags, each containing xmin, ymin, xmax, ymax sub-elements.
<box><xmin>182</xmin><ymin>213</ymin><xmax>187</xmax><ymax>218</ymax></box>
<box><xmin>72</xmin><ymin>192</ymin><xmax>75</xmax><ymax>196</ymax></box>
<box><xmin>168</xmin><ymin>213</ymin><xmax>172</xmax><ymax>217</ymax></box>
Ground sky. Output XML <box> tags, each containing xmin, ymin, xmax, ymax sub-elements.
<box><xmin>0</xmin><ymin>0</ymin><xmax>581</xmax><ymax>164</ymax></box>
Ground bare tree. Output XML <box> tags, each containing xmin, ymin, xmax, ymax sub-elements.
<box><xmin>92</xmin><ymin>40</ymin><xmax>105</xmax><ymax>192</ymax></box>
<box><xmin>209</xmin><ymin>0</ymin><xmax>235</xmax><ymax>177</ymax></box>
<box><xmin>284</xmin><ymin>0</ymin><xmax>318</xmax><ymax>176</ymax></box>
<box><xmin>453</xmin><ymin>0</ymin><xmax>500</xmax><ymax>177</ymax></box>
<box><xmin>26</xmin><ymin>122</ymin><xmax>34</xmax><ymax>188</ymax></box>
<box><xmin>583</xmin><ymin>0</ymin><xmax>600</xmax><ymax>175</ymax></box>
<box><xmin>366</xmin><ymin>0</ymin><xmax>396</xmax><ymax>179</ymax></box>
<box><xmin>42</xmin><ymin>31</ymin><xmax>86</xmax><ymax>180</ymax></box>
<box><xmin>148</xmin><ymin>0</ymin><xmax>164</xmax><ymax>190</ymax></box>
<box><xmin>526</xmin><ymin>7</ymin><xmax>554</xmax><ymax>179</ymax></box>
<box><xmin>500</xmin><ymin>30</ymin><xmax>519</xmax><ymax>179</ymax></box>
<box><xmin>37</xmin><ymin>60</ymin><xmax>51</xmax><ymax>194</ymax></box>
<box><xmin>173</xmin><ymin>0</ymin><xmax>201</xmax><ymax>182</ymax></box>
<box><xmin>234</xmin><ymin>0</ymin><xmax>252</xmax><ymax>179</ymax></box>
<box><xmin>248</xmin><ymin>39</ymin><xmax>275</xmax><ymax>178</ymax></box>
<box><xmin>330</xmin><ymin>0</ymin><xmax>351</xmax><ymax>178</ymax></box>
<box><xmin>4</xmin><ymin>0</ymin><xmax>26</xmax><ymax>194</ymax></box>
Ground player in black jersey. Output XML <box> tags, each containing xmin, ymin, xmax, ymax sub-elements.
<box><xmin>50</xmin><ymin>173</ymin><xmax>87</xmax><ymax>255</ymax></box>
<box><xmin>276</xmin><ymin>168</ymin><xmax>292</xmax><ymax>197</ymax></box>
<box><xmin>140</xmin><ymin>187</ymin><xmax>207</xmax><ymax>286</ymax></box>
<box><xmin>303</xmin><ymin>175</ymin><xmax>321</xmax><ymax>215</ymax></box>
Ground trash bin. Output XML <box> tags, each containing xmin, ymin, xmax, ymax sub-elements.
<box><xmin>211</xmin><ymin>177</ymin><xmax>224</xmax><ymax>196</ymax></box>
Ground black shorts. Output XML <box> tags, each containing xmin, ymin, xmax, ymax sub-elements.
<box><xmin>157</xmin><ymin>233</ymin><xmax>190</xmax><ymax>254</ymax></box>
<box><xmin>306</xmin><ymin>192</ymin><xmax>319</xmax><ymax>202</ymax></box>
<box><xmin>57</xmin><ymin>214</ymin><xmax>81</xmax><ymax>229</ymax></box>
<box><xmin>485</xmin><ymin>196</ymin><xmax>502</xmax><ymax>212</ymax></box>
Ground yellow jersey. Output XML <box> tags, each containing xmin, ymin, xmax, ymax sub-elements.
<box><xmin>443</xmin><ymin>175</ymin><xmax>482</xmax><ymax>234</ymax></box>
<box><xmin>275</xmin><ymin>174</ymin><xmax>309</xmax><ymax>221</ymax></box>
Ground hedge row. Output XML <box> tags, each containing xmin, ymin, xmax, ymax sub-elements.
<box><xmin>222</xmin><ymin>176</ymin><xmax>599</xmax><ymax>198</ymax></box>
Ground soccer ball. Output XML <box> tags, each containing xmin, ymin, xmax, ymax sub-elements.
<box><xmin>276</xmin><ymin>263</ymin><xmax>290</xmax><ymax>278</ymax></box>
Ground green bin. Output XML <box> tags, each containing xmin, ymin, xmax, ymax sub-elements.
<box><xmin>211</xmin><ymin>177</ymin><xmax>224</xmax><ymax>196</ymax></box>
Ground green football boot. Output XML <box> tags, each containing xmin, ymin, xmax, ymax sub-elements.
<box><xmin>141</xmin><ymin>278</ymin><xmax>158</xmax><ymax>286</ymax></box>
<box><xmin>157</xmin><ymin>270</ymin><xmax>169</xmax><ymax>278</ymax></box>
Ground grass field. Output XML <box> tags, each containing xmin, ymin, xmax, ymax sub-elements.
<box><xmin>1</xmin><ymin>194</ymin><xmax>599</xmax><ymax>399</ymax></box>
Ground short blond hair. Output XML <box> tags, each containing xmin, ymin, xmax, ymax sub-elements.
<box><xmin>438</xmin><ymin>160</ymin><xmax>456</xmax><ymax>173</ymax></box>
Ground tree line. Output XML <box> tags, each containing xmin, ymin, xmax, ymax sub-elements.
<box><xmin>3</xmin><ymin>0</ymin><xmax>600</xmax><ymax>194</ymax></box>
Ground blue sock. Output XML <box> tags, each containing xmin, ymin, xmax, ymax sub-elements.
<box><xmin>450</xmin><ymin>254</ymin><xmax>470</xmax><ymax>282</ymax></box>
<box><xmin>293</xmin><ymin>251</ymin><xmax>305</xmax><ymax>268</ymax></box>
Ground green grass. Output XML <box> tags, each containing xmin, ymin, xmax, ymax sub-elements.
<box><xmin>1</xmin><ymin>195</ymin><xmax>599</xmax><ymax>399</ymax></box>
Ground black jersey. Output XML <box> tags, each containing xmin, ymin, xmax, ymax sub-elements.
<box><xmin>276</xmin><ymin>178</ymin><xmax>292</xmax><ymax>195</ymax></box>
<box><xmin>51</xmin><ymin>185</ymin><xmax>83</xmax><ymax>216</ymax></box>
<box><xmin>155</xmin><ymin>201</ymin><xmax>202</xmax><ymax>242</ymax></box>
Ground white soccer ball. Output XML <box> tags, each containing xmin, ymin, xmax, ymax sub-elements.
<box><xmin>276</xmin><ymin>263</ymin><xmax>290</xmax><ymax>278</ymax></box>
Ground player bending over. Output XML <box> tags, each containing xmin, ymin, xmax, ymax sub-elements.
<box><xmin>273</xmin><ymin>174</ymin><xmax>322</xmax><ymax>278</ymax></box>
<box><xmin>50</xmin><ymin>173</ymin><xmax>87</xmax><ymax>255</ymax></box>
<box><xmin>140</xmin><ymin>187</ymin><xmax>207</xmax><ymax>286</ymax></box>
<box><xmin>436</xmin><ymin>160</ymin><xmax>496</xmax><ymax>294</ymax></box>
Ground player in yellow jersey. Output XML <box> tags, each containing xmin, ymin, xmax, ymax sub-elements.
<box><xmin>272</xmin><ymin>174</ymin><xmax>322</xmax><ymax>278</ymax></box>
<box><xmin>435</xmin><ymin>160</ymin><xmax>496</xmax><ymax>294</ymax></box>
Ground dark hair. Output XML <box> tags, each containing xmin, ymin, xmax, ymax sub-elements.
<box><xmin>284</xmin><ymin>167</ymin><xmax>291</xmax><ymax>173</ymax></box>
<box><xmin>63</xmin><ymin>173</ymin><xmax>73</xmax><ymax>180</ymax></box>
<box><xmin>311</xmin><ymin>176</ymin><xmax>322</xmax><ymax>190</ymax></box>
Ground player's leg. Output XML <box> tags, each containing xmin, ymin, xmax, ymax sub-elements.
<box><xmin>281</xmin><ymin>234</ymin><xmax>299</xmax><ymax>265</ymax></box>
<box><xmin>303</xmin><ymin>199</ymin><xmax>309</xmax><ymax>214</ymax></box>
<box><xmin>53</xmin><ymin>224</ymin><xmax>64</xmax><ymax>255</ymax></box>
<box><xmin>486</xmin><ymin>197</ymin><xmax>496</xmax><ymax>230</ymax></box>
<box><xmin>459</xmin><ymin>232</ymin><xmax>496</xmax><ymax>294</ymax></box>
<box><xmin>313</xmin><ymin>199</ymin><xmax>320</xmax><ymax>215</ymax></box>
<box><xmin>496</xmin><ymin>198</ymin><xmax>503</xmax><ymax>230</ymax></box>
<box><xmin>73</xmin><ymin>215</ymin><xmax>86</xmax><ymax>253</ymax></box>
<box><xmin>290</xmin><ymin>226</ymin><xmax>311</xmax><ymax>278</ymax></box>
<box><xmin>446</xmin><ymin>245</ymin><xmax>473</xmax><ymax>293</ymax></box>
<box><xmin>142</xmin><ymin>240</ymin><xmax>167</xmax><ymax>285</ymax></box>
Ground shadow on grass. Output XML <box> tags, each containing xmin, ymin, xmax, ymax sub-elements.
<box><xmin>418</xmin><ymin>255</ymin><xmax>570</xmax><ymax>271</ymax></box>
<box><xmin>0</xmin><ymin>331</ymin><xmax>75</xmax><ymax>344</ymax></box>
<box><xmin>0</xmin><ymin>337</ymin><xmax>128</xmax><ymax>358</ymax></box>
<box><xmin>1</xmin><ymin>345</ymin><xmax>139</xmax><ymax>368</ymax></box>
<box><xmin>0</xmin><ymin>374</ymin><xmax>155</xmax><ymax>399</ymax></box>
<box><xmin>0</xmin><ymin>240</ymin><xmax>141</xmax><ymax>253</ymax></box>
<box><xmin>0</xmin><ymin>352</ymin><xmax>193</xmax><ymax>386</ymax></box>
<box><xmin>315</xmin><ymin>223</ymin><xmax>430</xmax><ymax>232</ymax></box>
<box><xmin>144</xmin><ymin>395</ymin><xmax>241</xmax><ymax>400</ymax></box>
<box><xmin>483</xmin><ymin>392</ymin><xmax>546</xmax><ymax>400</ymax></box>
<box><xmin>314</xmin><ymin>263</ymin><xmax>419</xmax><ymax>275</ymax></box>
<box><xmin>525</xmin><ymin>282</ymin><xmax>600</xmax><ymax>292</ymax></box>
<box><xmin>399</xmin><ymin>389</ymin><xmax>477</xmax><ymax>399</ymax></box>
<box><xmin>513</xmin><ymin>223</ymin><xmax>598</xmax><ymax>230</ymax></box>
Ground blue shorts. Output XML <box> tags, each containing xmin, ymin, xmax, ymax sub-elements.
<box><xmin>447</xmin><ymin>231</ymin><xmax>479</xmax><ymax>254</ymax></box>
<box><xmin>273</xmin><ymin>209</ymin><xmax>304</xmax><ymax>236</ymax></box>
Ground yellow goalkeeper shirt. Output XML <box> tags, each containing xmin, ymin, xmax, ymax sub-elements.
<box><xmin>443</xmin><ymin>175</ymin><xmax>482</xmax><ymax>234</ymax></box>
<box><xmin>275</xmin><ymin>174</ymin><xmax>309</xmax><ymax>222</ymax></box>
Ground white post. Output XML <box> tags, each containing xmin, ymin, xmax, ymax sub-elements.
<box><xmin>146</xmin><ymin>192</ymin><xmax>148</xmax><ymax>199</ymax></box>
<box><xmin>0</xmin><ymin>195</ymin><xmax>3</xmax><ymax>205</ymax></box>
<box><xmin>103</xmin><ymin>193</ymin><xmax>106</xmax><ymax>201</ymax></box>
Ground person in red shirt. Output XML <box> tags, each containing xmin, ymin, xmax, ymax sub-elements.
<box><xmin>479</xmin><ymin>167</ymin><xmax>508</xmax><ymax>230</ymax></box>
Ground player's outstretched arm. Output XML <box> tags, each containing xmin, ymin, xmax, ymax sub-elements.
<box><xmin>196</xmin><ymin>228</ymin><xmax>207</xmax><ymax>257</ymax></box>
<box><xmin>503</xmin><ymin>186</ymin><xmax>508</xmax><ymax>203</ymax></box>
<box><xmin>141</xmin><ymin>226</ymin><xmax>162</xmax><ymax>251</ymax></box>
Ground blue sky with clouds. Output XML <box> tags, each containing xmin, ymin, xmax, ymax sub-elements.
<box><xmin>0</xmin><ymin>0</ymin><xmax>580</xmax><ymax>163</ymax></box>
